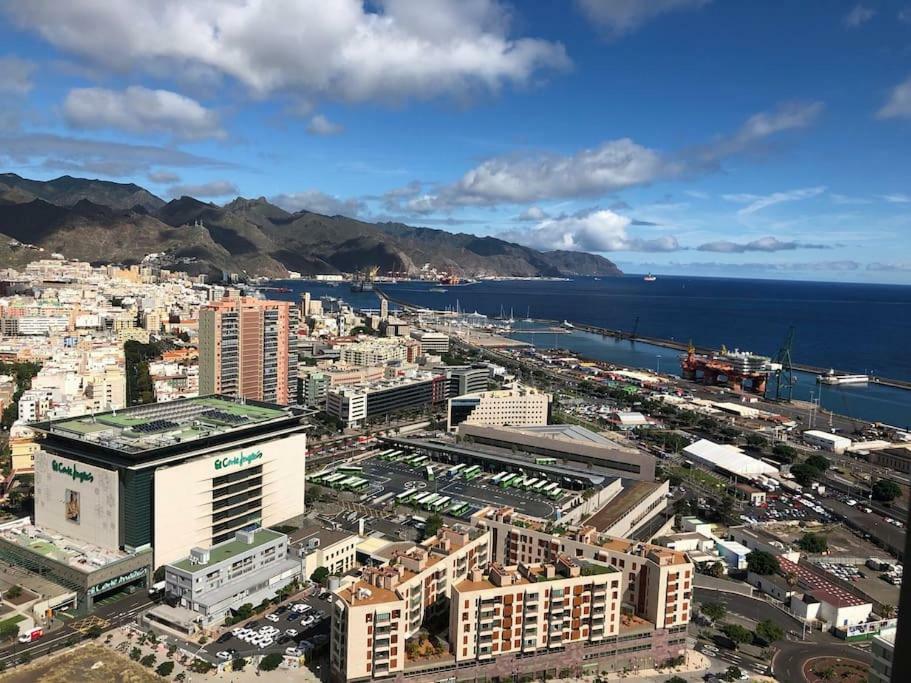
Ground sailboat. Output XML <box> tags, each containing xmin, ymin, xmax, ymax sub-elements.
<box><xmin>524</xmin><ymin>306</ymin><xmax>533</xmax><ymax>323</ymax></box>
<box><xmin>643</xmin><ymin>273</ymin><xmax>657</xmax><ymax>282</ymax></box>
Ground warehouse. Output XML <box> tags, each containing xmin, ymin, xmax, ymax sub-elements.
<box><xmin>803</xmin><ymin>430</ymin><xmax>852</xmax><ymax>455</ymax></box>
<box><xmin>683</xmin><ymin>438</ymin><xmax>777</xmax><ymax>478</ymax></box>
<box><xmin>31</xmin><ymin>395</ymin><xmax>308</xmax><ymax>567</ymax></box>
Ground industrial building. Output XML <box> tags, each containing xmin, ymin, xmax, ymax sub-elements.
<box><xmin>198</xmin><ymin>297</ymin><xmax>298</xmax><ymax>404</ymax></box>
<box><xmin>30</xmin><ymin>395</ymin><xmax>308</xmax><ymax>567</ymax></box>
<box><xmin>682</xmin><ymin>439</ymin><xmax>778</xmax><ymax>478</ymax></box>
<box><xmin>447</xmin><ymin>386</ymin><xmax>550</xmax><ymax>432</ymax></box>
<box><xmin>802</xmin><ymin>430</ymin><xmax>852</xmax><ymax>454</ymax></box>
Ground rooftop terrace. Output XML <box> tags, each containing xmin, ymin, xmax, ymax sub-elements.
<box><xmin>35</xmin><ymin>395</ymin><xmax>298</xmax><ymax>456</ymax></box>
<box><xmin>170</xmin><ymin>528</ymin><xmax>285</xmax><ymax>573</ymax></box>
<box><xmin>0</xmin><ymin>520</ymin><xmax>138</xmax><ymax>573</ymax></box>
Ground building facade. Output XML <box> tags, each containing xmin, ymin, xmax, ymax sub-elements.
<box><xmin>199</xmin><ymin>297</ymin><xmax>298</xmax><ymax>404</ymax></box>
<box><xmin>447</xmin><ymin>387</ymin><xmax>550</xmax><ymax>432</ymax></box>
<box><xmin>326</xmin><ymin>373</ymin><xmax>448</xmax><ymax>426</ymax></box>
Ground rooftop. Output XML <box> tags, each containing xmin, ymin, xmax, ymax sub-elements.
<box><xmin>34</xmin><ymin>395</ymin><xmax>299</xmax><ymax>457</ymax></box>
<box><xmin>584</xmin><ymin>480</ymin><xmax>663</xmax><ymax>532</ymax></box>
<box><xmin>0</xmin><ymin>520</ymin><xmax>140</xmax><ymax>573</ymax></box>
<box><xmin>170</xmin><ymin>528</ymin><xmax>285</xmax><ymax>572</ymax></box>
<box><xmin>779</xmin><ymin>557</ymin><xmax>869</xmax><ymax>608</ymax></box>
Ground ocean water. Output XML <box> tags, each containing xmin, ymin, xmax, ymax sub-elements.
<box><xmin>267</xmin><ymin>276</ymin><xmax>911</xmax><ymax>427</ymax></box>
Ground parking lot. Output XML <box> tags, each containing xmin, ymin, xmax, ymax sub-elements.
<box><xmin>202</xmin><ymin>591</ymin><xmax>332</xmax><ymax>664</ymax></box>
<box><xmin>356</xmin><ymin>457</ymin><xmax>563</xmax><ymax>519</ymax></box>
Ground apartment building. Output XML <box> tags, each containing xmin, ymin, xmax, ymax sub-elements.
<box><xmin>299</xmin><ymin>365</ymin><xmax>386</xmax><ymax>408</ymax></box>
<box><xmin>479</xmin><ymin>508</ymin><xmax>693</xmax><ymax>633</ymax></box>
<box><xmin>289</xmin><ymin>523</ymin><xmax>359</xmax><ymax>578</ymax></box>
<box><xmin>410</xmin><ymin>330</ymin><xmax>450</xmax><ymax>354</ymax></box>
<box><xmin>199</xmin><ymin>297</ymin><xmax>298</xmax><ymax>404</ymax></box>
<box><xmin>450</xmin><ymin>556</ymin><xmax>622</xmax><ymax>662</ymax></box>
<box><xmin>336</xmin><ymin>339</ymin><xmax>409</xmax><ymax>366</ymax></box>
<box><xmin>448</xmin><ymin>386</ymin><xmax>550</xmax><ymax>432</ymax></box>
<box><xmin>330</xmin><ymin>526</ymin><xmax>489</xmax><ymax>681</ymax></box>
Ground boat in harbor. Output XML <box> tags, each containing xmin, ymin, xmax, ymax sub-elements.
<box><xmin>430</xmin><ymin>287</ymin><xmax>447</xmax><ymax>293</ymax></box>
<box><xmin>817</xmin><ymin>370</ymin><xmax>869</xmax><ymax>385</ymax></box>
<box><xmin>643</xmin><ymin>273</ymin><xmax>657</xmax><ymax>282</ymax></box>
<box><xmin>562</xmin><ymin>320</ymin><xmax>575</xmax><ymax>329</ymax></box>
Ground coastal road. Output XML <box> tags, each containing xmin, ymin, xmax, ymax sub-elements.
<box><xmin>771</xmin><ymin>640</ymin><xmax>873</xmax><ymax>683</ymax></box>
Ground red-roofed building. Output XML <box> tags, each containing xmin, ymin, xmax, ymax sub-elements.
<box><xmin>779</xmin><ymin>557</ymin><xmax>872</xmax><ymax>628</ymax></box>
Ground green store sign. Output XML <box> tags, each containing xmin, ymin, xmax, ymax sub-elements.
<box><xmin>51</xmin><ymin>459</ymin><xmax>94</xmax><ymax>483</ymax></box>
<box><xmin>214</xmin><ymin>449</ymin><xmax>263</xmax><ymax>471</ymax></box>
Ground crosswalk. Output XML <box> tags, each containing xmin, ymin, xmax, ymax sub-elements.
<box><xmin>70</xmin><ymin>615</ymin><xmax>109</xmax><ymax>635</ymax></box>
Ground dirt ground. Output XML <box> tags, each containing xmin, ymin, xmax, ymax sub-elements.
<box><xmin>0</xmin><ymin>644</ymin><xmax>160</xmax><ymax>683</ymax></box>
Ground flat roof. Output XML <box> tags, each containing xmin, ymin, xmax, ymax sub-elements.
<box><xmin>779</xmin><ymin>557</ymin><xmax>868</xmax><ymax>608</ymax></box>
<box><xmin>0</xmin><ymin>521</ymin><xmax>139</xmax><ymax>574</ymax></box>
<box><xmin>171</xmin><ymin>528</ymin><xmax>285</xmax><ymax>572</ymax></box>
<box><xmin>584</xmin><ymin>481</ymin><xmax>663</xmax><ymax>532</ymax></box>
<box><xmin>33</xmin><ymin>395</ymin><xmax>302</xmax><ymax>459</ymax></box>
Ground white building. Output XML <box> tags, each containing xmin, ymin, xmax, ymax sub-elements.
<box><xmin>870</xmin><ymin>626</ymin><xmax>895</xmax><ymax>683</ymax></box>
<box><xmin>683</xmin><ymin>438</ymin><xmax>778</xmax><ymax>478</ymax></box>
<box><xmin>802</xmin><ymin>430</ymin><xmax>852</xmax><ymax>454</ymax></box>
<box><xmin>447</xmin><ymin>386</ymin><xmax>550</xmax><ymax>432</ymax></box>
<box><xmin>290</xmin><ymin>524</ymin><xmax>359</xmax><ymax>579</ymax></box>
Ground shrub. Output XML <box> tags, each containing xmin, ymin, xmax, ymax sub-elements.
<box><xmin>259</xmin><ymin>653</ymin><xmax>283</xmax><ymax>671</ymax></box>
<box><xmin>156</xmin><ymin>661</ymin><xmax>175</xmax><ymax>677</ymax></box>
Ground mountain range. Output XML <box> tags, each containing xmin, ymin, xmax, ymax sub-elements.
<box><xmin>0</xmin><ymin>173</ymin><xmax>622</xmax><ymax>280</ymax></box>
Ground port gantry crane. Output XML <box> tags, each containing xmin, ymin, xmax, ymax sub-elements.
<box><xmin>769</xmin><ymin>326</ymin><xmax>796</xmax><ymax>402</ymax></box>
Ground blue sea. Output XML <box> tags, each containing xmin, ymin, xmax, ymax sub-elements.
<box><xmin>267</xmin><ymin>276</ymin><xmax>911</xmax><ymax>428</ymax></box>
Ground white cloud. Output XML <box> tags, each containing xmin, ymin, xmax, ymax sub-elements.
<box><xmin>167</xmin><ymin>180</ymin><xmax>238</xmax><ymax>198</ymax></box>
<box><xmin>64</xmin><ymin>86</ymin><xmax>224</xmax><ymax>140</ymax></box>
<box><xmin>307</xmin><ymin>114</ymin><xmax>344</xmax><ymax>136</ymax></box>
<box><xmin>516</xmin><ymin>206</ymin><xmax>549</xmax><ymax>221</ymax></box>
<box><xmin>576</xmin><ymin>0</ymin><xmax>709</xmax><ymax>37</ymax></box>
<box><xmin>697</xmin><ymin>236</ymin><xmax>829</xmax><ymax>253</ymax></box>
<box><xmin>830</xmin><ymin>193</ymin><xmax>872</xmax><ymax>205</ymax></box>
<box><xmin>880</xmin><ymin>193</ymin><xmax>911</xmax><ymax>203</ymax></box>
<box><xmin>844</xmin><ymin>4</ymin><xmax>875</xmax><ymax>27</ymax></box>
<box><xmin>6</xmin><ymin>0</ymin><xmax>569</xmax><ymax>103</ymax></box>
<box><xmin>148</xmin><ymin>170</ymin><xmax>181</xmax><ymax>184</ymax></box>
<box><xmin>270</xmin><ymin>190</ymin><xmax>365</xmax><ymax>217</ymax></box>
<box><xmin>0</xmin><ymin>56</ymin><xmax>35</xmax><ymax>94</ymax></box>
<box><xmin>439</xmin><ymin>138</ymin><xmax>672</xmax><ymax>207</ymax></box>
<box><xmin>877</xmin><ymin>75</ymin><xmax>911</xmax><ymax>120</ymax></box>
<box><xmin>504</xmin><ymin>209</ymin><xmax>680</xmax><ymax>253</ymax></box>
<box><xmin>722</xmin><ymin>186</ymin><xmax>827</xmax><ymax>215</ymax></box>
<box><xmin>693</xmin><ymin>101</ymin><xmax>823</xmax><ymax>163</ymax></box>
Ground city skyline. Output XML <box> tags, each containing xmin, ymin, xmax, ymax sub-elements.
<box><xmin>1</xmin><ymin>1</ymin><xmax>910</xmax><ymax>283</ymax></box>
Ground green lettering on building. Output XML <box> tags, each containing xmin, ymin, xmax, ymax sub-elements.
<box><xmin>213</xmin><ymin>450</ymin><xmax>263</xmax><ymax>471</ymax></box>
<box><xmin>51</xmin><ymin>459</ymin><xmax>94</xmax><ymax>483</ymax></box>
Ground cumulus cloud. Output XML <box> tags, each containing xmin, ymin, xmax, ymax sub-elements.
<box><xmin>63</xmin><ymin>86</ymin><xmax>224</xmax><ymax>140</ymax></box>
<box><xmin>167</xmin><ymin>180</ymin><xmax>238</xmax><ymax>198</ymax></box>
<box><xmin>0</xmin><ymin>56</ymin><xmax>35</xmax><ymax>94</ymax></box>
<box><xmin>516</xmin><ymin>206</ymin><xmax>549</xmax><ymax>221</ymax></box>
<box><xmin>575</xmin><ymin>0</ymin><xmax>709</xmax><ymax>37</ymax></box>
<box><xmin>5</xmin><ymin>0</ymin><xmax>569</xmax><ymax>103</ymax></box>
<box><xmin>697</xmin><ymin>236</ymin><xmax>829</xmax><ymax>253</ymax></box>
<box><xmin>0</xmin><ymin>132</ymin><xmax>230</xmax><ymax>176</ymax></box>
<box><xmin>503</xmin><ymin>209</ymin><xmax>680</xmax><ymax>253</ymax></box>
<box><xmin>722</xmin><ymin>186</ymin><xmax>827</xmax><ymax>215</ymax></box>
<box><xmin>270</xmin><ymin>190</ymin><xmax>365</xmax><ymax>217</ymax></box>
<box><xmin>307</xmin><ymin>114</ymin><xmax>344</xmax><ymax>136</ymax></box>
<box><xmin>692</xmin><ymin>101</ymin><xmax>824</xmax><ymax>163</ymax></box>
<box><xmin>877</xmin><ymin>75</ymin><xmax>911</xmax><ymax>120</ymax></box>
<box><xmin>844</xmin><ymin>4</ymin><xmax>875</xmax><ymax>27</ymax></box>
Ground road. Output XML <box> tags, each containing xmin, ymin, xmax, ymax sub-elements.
<box><xmin>772</xmin><ymin>639</ymin><xmax>873</xmax><ymax>683</ymax></box>
<box><xmin>0</xmin><ymin>591</ymin><xmax>154</xmax><ymax>666</ymax></box>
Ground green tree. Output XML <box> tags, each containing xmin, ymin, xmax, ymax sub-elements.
<box><xmin>772</xmin><ymin>443</ymin><xmax>797</xmax><ymax>463</ymax></box>
<box><xmin>805</xmin><ymin>454</ymin><xmax>830</xmax><ymax>473</ymax></box>
<box><xmin>140</xmin><ymin>654</ymin><xmax>156</xmax><ymax>668</ymax></box>
<box><xmin>707</xmin><ymin>561</ymin><xmax>725</xmax><ymax>578</ymax></box>
<box><xmin>4</xmin><ymin>585</ymin><xmax>22</xmax><ymax>599</ymax></box>
<box><xmin>189</xmin><ymin>659</ymin><xmax>212</xmax><ymax>674</ymax></box>
<box><xmin>790</xmin><ymin>463</ymin><xmax>821</xmax><ymax>487</ymax></box>
<box><xmin>258</xmin><ymin>653</ymin><xmax>283</xmax><ymax>671</ymax></box>
<box><xmin>700</xmin><ymin>602</ymin><xmax>727</xmax><ymax>622</ymax></box>
<box><xmin>232</xmin><ymin>657</ymin><xmax>247</xmax><ymax>671</ymax></box>
<box><xmin>797</xmin><ymin>532</ymin><xmax>828</xmax><ymax>553</ymax></box>
<box><xmin>755</xmin><ymin>619</ymin><xmax>784</xmax><ymax>644</ymax></box>
<box><xmin>129</xmin><ymin>647</ymin><xmax>142</xmax><ymax>661</ymax></box>
<box><xmin>0</xmin><ymin>621</ymin><xmax>20</xmax><ymax>641</ymax></box>
<box><xmin>156</xmin><ymin>661</ymin><xmax>175</xmax><ymax>677</ymax></box>
<box><xmin>723</xmin><ymin>665</ymin><xmax>744</xmax><ymax>681</ymax></box>
<box><xmin>721</xmin><ymin>623</ymin><xmax>752</xmax><ymax>648</ymax></box>
<box><xmin>424</xmin><ymin>512</ymin><xmax>443</xmax><ymax>539</ymax></box>
<box><xmin>872</xmin><ymin>479</ymin><xmax>901</xmax><ymax>503</ymax></box>
<box><xmin>310</xmin><ymin>566</ymin><xmax>330</xmax><ymax>585</ymax></box>
<box><xmin>746</xmin><ymin>550</ymin><xmax>780</xmax><ymax>575</ymax></box>
<box><xmin>665</xmin><ymin>677</ymin><xmax>687</xmax><ymax>683</ymax></box>
<box><xmin>745</xmin><ymin>433</ymin><xmax>766</xmax><ymax>448</ymax></box>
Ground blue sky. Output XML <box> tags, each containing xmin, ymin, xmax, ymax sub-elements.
<box><xmin>1</xmin><ymin>0</ymin><xmax>910</xmax><ymax>283</ymax></box>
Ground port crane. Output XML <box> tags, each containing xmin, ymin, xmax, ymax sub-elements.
<box><xmin>769</xmin><ymin>326</ymin><xmax>796</xmax><ymax>402</ymax></box>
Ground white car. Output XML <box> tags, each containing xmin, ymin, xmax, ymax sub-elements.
<box><xmin>285</xmin><ymin>628</ymin><xmax>299</xmax><ymax>637</ymax></box>
<box><xmin>265</xmin><ymin>613</ymin><xmax>280</xmax><ymax>622</ymax></box>
<box><xmin>285</xmin><ymin>647</ymin><xmax>303</xmax><ymax>657</ymax></box>
<box><xmin>216</xmin><ymin>651</ymin><xmax>232</xmax><ymax>660</ymax></box>
<box><xmin>259</xmin><ymin>638</ymin><xmax>274</xmax><ymax>648</ymax></box>
<box><xmin>292</xmin><ymin>603</ymin><xmax>312</xmax><ymax>613</ymax></box>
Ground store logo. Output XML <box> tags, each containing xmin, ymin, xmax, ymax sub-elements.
<box><xmin>51</xmin><ymin>459</ymin><xmax>94</xmax><ymax>483</ymax></box>
<box><xmin>214</xmin><ymin>450</ymin><xmax>263</xmax><ymax>471</ymax></box>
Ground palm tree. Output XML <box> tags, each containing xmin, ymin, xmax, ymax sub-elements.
<box><xmin>880</xmin><ymin>604</ymin><xmax>896</xmax><ymax>619</ymax></box>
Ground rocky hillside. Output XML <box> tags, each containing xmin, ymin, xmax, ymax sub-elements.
<box><xmin>0</xmin><ymin>174</ymin><xmax>623</xmax><ymax>279</ymax></box>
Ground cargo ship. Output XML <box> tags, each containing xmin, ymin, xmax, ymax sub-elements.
<box><xmin>817</xmin><ymin>370</ymin><xmax>869</xmax><ymax>385</ymax></box>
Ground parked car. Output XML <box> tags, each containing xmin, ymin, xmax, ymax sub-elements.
<box><xmin>265</xmin><ymin>613</ymin><xmax>280</xmax><ymax>623</ymax></box>
<box><xmin>216</xmin><ymin>632</ymin><xmax>232</xmax><ymax>644</ymax></box>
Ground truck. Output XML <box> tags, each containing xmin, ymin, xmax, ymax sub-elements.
<box><xmin>149</xmin><ymin>580</ymin><xmax>166</xmax><ymax>598</ymax></box>
<box><xmin>18</xmin><ymin>627</ymin><xmax>44</xmax><ymax>643</ymax></box>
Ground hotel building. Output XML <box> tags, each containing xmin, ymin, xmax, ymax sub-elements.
<box><xmin>199</xmin><ymin>297</ymin><xmax>298</xmax><ymax>405</ymax></box>
<box><xmin>447</xmin><ymin>386</ymin><xmax>551</xmax><ymax>432</ymax></box>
